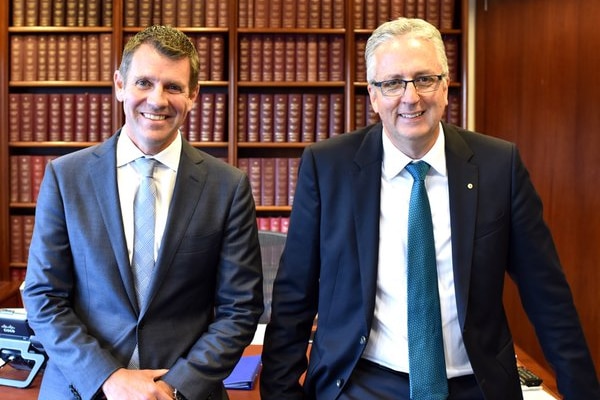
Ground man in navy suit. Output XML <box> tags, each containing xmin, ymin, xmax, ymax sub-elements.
<box><xmin>260</xmin><ymin>18</ymin><xmax>599</xmax><ymax>400</ymax></box>
<box><xmin>23</xmin><ymin>26</ymin><xmax>263</xmax><ymax>400</ymax></box>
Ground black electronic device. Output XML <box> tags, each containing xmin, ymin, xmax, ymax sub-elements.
<box><xmin>518</xmin><ymin>366</ymin><xmax>543</xmax><ymax>387</ymax></box>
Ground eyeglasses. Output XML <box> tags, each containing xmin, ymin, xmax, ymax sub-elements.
<box><xmin>371</xmin><ymin>74</ymin><xmax>445</xmax><ymax>97</ymax></box>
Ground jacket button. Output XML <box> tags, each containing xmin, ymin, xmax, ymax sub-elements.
<box><xmin>359</xmin><ymin>335</ymin><xmax>367</xmax><ymax>345</ymax></box>
<box><xmin>336</xmin><ymin>378</ymin><xmax>344</xmax><ymax>387</ymax></box>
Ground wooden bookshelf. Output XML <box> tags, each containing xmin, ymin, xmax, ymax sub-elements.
<box><xmin>0</xmin><ymin>0</ymin><xmax>468</xmax><ymax>280</ymax></box>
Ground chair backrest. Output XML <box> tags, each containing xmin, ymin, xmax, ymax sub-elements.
<box><xmin>257</xmin><ymin>230</ymin><xmax>287</xmax><ymax>324</ymax></box>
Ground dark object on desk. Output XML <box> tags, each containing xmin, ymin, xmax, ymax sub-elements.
<box><xmin>518</xmin><ymin>366</ymin><xmax>543</xmax><ymax>387</ymax></box>
<box><xmin>0</xmin><ymin>309</ymin><xmax>46</xmax><ymax>389</ymax></box>
<box><xmin>224</xmin><ymin>355</ymin><xmax>262</xmax><ymax>390</ymax></box>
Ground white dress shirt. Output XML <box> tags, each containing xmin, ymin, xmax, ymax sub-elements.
<box><xmin>362</xmin><ymin>123</ymin><xmax>473</xmax><ymax>378</ymax></box>
<box><xmin>116</xmin><ymin>130</ymin><xmax>180</xmax><ymax>264</ymax></box>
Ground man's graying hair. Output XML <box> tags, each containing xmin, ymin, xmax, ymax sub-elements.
<box><xmin>119</xmin><ymin>25</ymin><xmax>200</xmax><ymax>95</ymax></box>
<box><xmin>365</xmin><ymin>18</ymin><xmax>449</xmax><ymax>83</ymax></box>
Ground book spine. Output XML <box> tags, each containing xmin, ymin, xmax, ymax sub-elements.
<box><xmin>259</xmin><ymin>94</ymin><xmax>274</xmax><ymax>142</ymax></box>
<box><xmin>74</xmin><ymin>93</ymin><xmax>89</xmax><ymax>142</ymax></box>
<box><xmin>100</xmin><ymin>94</ymin><xmax>113</xmax><ymax>140</ymax></box>
<box><xmin>261</xmin><ymin>158</ymin><xmax>275</xmax><ymax>206</ymax></box>
<box><xmin>210</xmin><ymin>35</ymin><xmax>225</xmax><ymax>81</ymax></box>
<box><xmin>286</xmin><ymin>94</ymin><xmax>302</xmax><ymax>142</ymax></box>
<box><xmin>200</xmin><ymin>93</ymin><xmax>215</xmax><ymax>142</ymax></box>
<box><xmin>247</xmin><ymin>93</ymin><xmax>260</xmax><ymax>142</ymax></box>
<box><xmin>273</xmin><ymin>94</ymin><xmax>288</xmax><ymax>143</ymax></box>
<box><xmin>315</xmin><ymin>94</ymin><xmax>330</xmax><ymax>141</ymax></box>
<box><xmin>261</xmin><ymin>35</ymin><xmax>274</xmax><ymax>82</ymax></box>
<box><xmin>33</xmin><ymin>94</ymin><xmax>49</xmax><ymax>142</ymax></box>
<box><xmin>237</xmin><ymin>93</ymin><xmax>248</xmax><ymax>142</ymax></box>
<box><xmin>301</xmin><ymin>94</ymin><xmax>316</xmax><ymax>142</ymax></box>
<box><xmin>274</xmin><ymin>157</ymin><xmax>289</xmax><ymax>206</ymax></box>
<box><xmin>9</xmin><ymin>94</ymin><xmax>21</xmax><ymax>142</ymax></box>
<box><xmin>48</xmin><ymin>94</ymin><xmax>63</xmax><ymax>142</ymax></box>
<box><xmin>213</xmin><ymin>93</ymin><xmax>227</xmax><ymax>142</ymax></box>
<box><xmin>20</xmin><ymin>94</ymin><xmax>34</xmax><ymax>142</ymax></box>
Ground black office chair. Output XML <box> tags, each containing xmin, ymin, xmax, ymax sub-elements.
<box><xmin>257</xmin><ymin>231</ymin><xmax>287</xmax><ymax>324</ymax></box>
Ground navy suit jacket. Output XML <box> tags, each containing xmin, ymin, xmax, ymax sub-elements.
<box><xmin>24</xmin><ymin>132</ymin><xmax>263</xmax><ymax>400</ymax></box>
<box><xmin>260</xmin><ymin>123</ymin><xmax>599</xmax><ymax>400</ymax></box>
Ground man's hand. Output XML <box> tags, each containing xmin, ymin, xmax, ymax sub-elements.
<box><xmin>102</xmin><ymin>368</ymin><xmax>172</xmax><ymax>400</ymax></box>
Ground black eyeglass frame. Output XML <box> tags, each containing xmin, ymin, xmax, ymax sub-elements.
<box><xmin>370</xmin><ymin>74</ymin><xmax>446</xmax><ymax>97</ymax></box>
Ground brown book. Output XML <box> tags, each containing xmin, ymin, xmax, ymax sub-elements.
<box><xmin>31</xmin><ymin>155</ymin><xmax>46</xmax><ymax>202</ymax></box>
<box><xmin>56</xmin><ymin>34</ymin><xmax>69</xmax><ymax>81</ymax></box>
<box><xmin>287</xmin><ymin>158</ymin><xmax>300</xmax><ymax>206</ymax></box>
<box><xmin>238</xmin><ymin>36</ymin><xmax>250</xmax><ymax>81</ymax></box>
<box><xmin>390</xmin><ymin>0</ymin><xmax>406</xmax><ymax>20</ymax></box>
<box><xmin>270</xmin><ymin>0</ymin><xmax>282</xmax><ymax>27</ymax></box>
<box><xmin>354</xmin><ymin>94</ymin><xmax>367</xmax><ymax>129</ymax></box>
<box><xmin>10</xmin><ymin>36</ymin><xmax>23</xmax><ymax>81</ymax></box>
<box><xmin>354</xmin><ymin>37</ymin><xmax>367</xmax><ymax>82</ymax></box>
<box><xmin>162</xmin><ymin>0</ymin><xmax>177</xmax><ymax>26</ymax></box>
<box><xmin>284</xmin><ymin>36</ymin><xmax>296</xmax><ymax>82</ymax></box>
<box><xmin>269</xmin><ymin>217</ymin><xmax>281</xmax><ymax>233</ymax></box>
<box><xmin>100</xmin><ymin>94</ymin><xmax>113</xmax><ymax>140</ymax></box>
<box><xmin>61</xmin><ymin>93</ymin><xmax>75</xmax><ymax>141</ymax></box>
<box><xmin>377</xmin><ymin>0</ymin><xmax>389</xmax><ymax>26</ymax></box>
<box><xmin>295</xmin><ymin>35</ymin><xmax>308</xmax><ymax>82</ymax></box>
<box><xmin>200</xmin><ymin>93</ymin><xmax>215</xmax><ymax>142</ymax></box>
<box><xmin>25</xmin><ymin>0</ymin><xmax>39</xmax><ymax>26</ymax></box>
<box><xmin>88</xmin><ymin>93</ymin><xmax>101</xmax><ymax>142</ymax></box>
<box><xmin>86</xmin><ymin>34</ymin><xmax>100</xmax><ymax>81</ymax></box>
<box><xmin>23</xmin><ymin>215</ymin><xmax>35</xmax><ymax>262</ymax></box>
<box><xmin>280</xmin><ymin>217</ymin><xmax>290</xmax><ymax>234</ymax></box>
<box><xmin>306</xmin><ymin>34</ymin><xmax>318</xmax><ymax>82</ymax></box>
<box><xmin>152</xmin><ymin>0</ymin><xmax>161</xmax><ymax>25</ymax></box>
<box><xmin>205</xmin><ymin>0</ymin><xmax>218</xmax><ymax>27</ymax></box>
<box><xmin>237</xmin><ymin>158</ymin><xmax>249</xmax><ymax>177</ymax></box>
<box><xmin>23</xmin><ymin>35</ymin><xmax>38</xmax><ymax>81</ymax></box>
<box><xmin>317</xmin><ymin>36</ymin><xmax>329</xmax><ymax>81</ymax></box>
<box><xmin>67</xmin><ymin>34</ymin><xmax>83</xmax><ymax>81</ymax></box>
<box><xmin>246</xmin><ymin>0</ymin><xmax>254</xmax><ymax>27</ymax></box>
<box><xmin>248</xmin><ymin>158</ymin><xmax>262</xmax><ymax>205</ymax></box>
<box><xmin>254</xmin><ymin>0</ymin><xmax>268</xmax><ymax>28</ymax></box>
<box><xmin>33</xmin><ymin>94</ymin><xmax>49</xmax><ymax>142</ymax></box>
<box><xmin>329</xmin><ymin>36</ymin><xmax>344</xmax><ymax>82</ymax></box>
<box><xmin>273</xmin><ymin>34</ymin><xmax>286</xmax><ymax>81</ymax></box>
<box><xmin>308</xmin><ymin>0</ymin><xmax>320</xmax><ymax>28</ymax></box>
<box><xmin>404</xmin><ymin>0</ymin><xmax>417</xmax><ymax>18</ymax></box>
<box><xmin>301</xmin><ymin>93</ymin><xmax>316</xmax><ymax>142</ymax></box>
<box><xmin>237</xmin><ymin>93</ymin><xmax>248</xmax><ymax>142</ymax></box>
<box><xmin>86</xmin><ymin>0</ymin><xmax>101</xmax><ymax>26</ymax></box>
<box><xmin>37</xmin><ymin>35</ymin><xmax>48</xmax><ymax>81</ymax></box>
<box><xmin>446</xmin><ymin>92</ymin><xmax>461</xmax><ymax>126</ymax></box>
<box><xmin>80</xmin><ymin>35</ymin><xmax>88</xmax><ymax>80</ymax></box>
<box><xmin>76</xmin><ymin>0</ymin><xmax>86</xmax><ymax>26</ymax></box>
<box><xmin>20</xmin><ymin>94</ymin><xmax>34</xmax><ymax>142</ymax></box>
<box><xmin>257</xmin><ymin>217</ymin><xmax>270</xmax><ymax>231</ymax></box>
<box><xmin>321</xmin><ymin>0</ymin><xmax>333</xmax><ymax>28</ymax></box>
<box><xmin>210</xmin><ymin>35</ymin><xmax>225</xmax><ymax>81</ymax></box>
<box><xmin>213</xmin><ymin>93</ymin><xmax>227</xmax><ymax>142</ymax></box>
<box><xmin>426</xmin><ymin>0</ymin><xmax>441</xmax><ymax>28</ymax></box>
<box><xmin>261</xmin><ymin>35</ymin><xmax>274</xmax><ymax>81</ymax></box>
<box><xmin>8</xmin><ymin>94</ymin><xmax>21</xmax><ymax>142</ymax></box>
<box><xmin>46</xmin><ymin>35</ymin><xmax>58</xmax><ymax>80</ymax></box>
<box><xmin>102</xmin><ymin>0</ymin><xmax>113</xmax><ymax>27</ymax></box>
<box><xmin>191</xmin><ymin>0</ymin><xmax>205</xmax><ymax>26</ymax></box>
<box><xmin>196</xmin><ymin>35</ymin><xmax>211</xmax><ymax>81</ymax></box>
<box><xmin>440</xmin><ymin>0</ymin><xmax>456</xmax><ymax>30</ymax></box>
<box><xmin>177</xmin><ymin>0</ymin><xmax>191</xmax><ymax>27</ymax></box>
<box><xmin>353</xmin><ymin>0</ymin><xmax>364</xmax><ymax>29</ymax></box>
<box><xmin>417</xmin><ymin>0</ymin><xmax>427</xmax><ymax>19</ymax></box>
<box><xmin>286</xmin><ymin>94</ymin><xmax>302</xmax><ymax>142</ymax></box>
<box><xmin>332</xmin><ymin>0</ymin><xmax>344</xmax><ymax>28</ymax></box>
<box><xmin>99</xmin><ymin>33</ymin><xmax>112</xmax><ymax>81</ymax></box>
<box><xmin>217</xmin><ymin>0</ymin><xmax>228</xmax><ymax>27</ymax></box>
<box><xmin>249</xmin><ymin>35</ymin><xmax>263</xmax><ymax>82</ymax></box>
<box><xmin>139</xmin><ymin>0</ymin><xmax>153</xmax><ymax>27</ymax></box>
<box><xmin>247</xmin><ymin>93</ymin><xmax>260</xmax><ymax>142</ymax></box>
<box><xmin>296</xmin><ymin>0</ymin><xmax>308</xmax><ymax>28</ymax></box>
<box><xmin>48</xmin><ymin>93</ymin><xmax>62</xmax><ymax>141</ymax></box>
<box><xmin>315</xmin><ymin>94</ymin><xmax>330</xmax><ymax>141</ymax></box>
<box><xmin>273</xmin><ymin>94</ymin><xmax>288</xmax><ymax>143</ymax></box>
<box><xmin>12</xmin><ymin>0</ymin><xmax>26</xmax><ymax>27</ymax></box>
<box><xmin>444</xmin><ymin>35</ymin><xmax>459</xmax><ymax>82</ymax></box>
<box><xmin>274</xmin><ymin>158</ymin><xmax>289</xmax><ymax>206</ymax></box>
<box><xmin>259</xmin><ymin>94</ymin><xmax>274</xmax><ymax>142</ymax></box>
<box><xmin>10</xmin><ymin>216</ymin><xmax>24</xmax><ymax>263</ymax></box>
<box><xmin>238</xmin><ymin>0</ymin><xmax>248</xmax><ymax>28</ymax></box>
<box><xmin>18</xmin><ymin>155</ymin><xmax>32</xmax><ymax>203</ymax></box>
<box><xmin>261</xmin><ymin>158</ymin><xmax>275</xmax><ymax>206</ymax></box>
<box><xmin>282</xmin><ymin>0</ymin><xmax>295</xmax><ymax>28</ymax></box>
<box><xmin>187</xmin><ymin>99</ymin><xmax>201</xmax><ymax>142</ymax></box>
<box><xmin>10</xmin><ymin>157</ymin><xmax>20</xmax><ymax>203</ymax></box>
<box><xmin>65</xmin><ymin>0</ymin><xmax>76</xmax><ymax>26</ymax></box>
<box><xmin>366</xmin><ymin>95</ymin><xmax>380</xmax><ymax>125</ymax></box>
<box><xmin>329</xmin><ymin>93</ymin><xmax>344</xmax><ymax>136</ymax></box>
<box><xmin>74</xmin><ymin>93</ymin><xmax>89</xmax><ymax>141</ymax></box>
<box><xmin>364</xmin><ymin>0</ymin><xmax>377</xmax><ymax>30</ymax></box>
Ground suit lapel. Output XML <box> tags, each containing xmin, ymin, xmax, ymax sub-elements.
<box><xmin>443</xmin><ymin>123</ymin><xmax>479</xmax><ymax>330</ymax></box>
<box><xmin>352</xmin><ymin>125</ymin><xmax>384</xmax><ymax>327</ymax></box>
<box><xmin>88</xmin><ymin>133</ymin><xmax>139</xmax><ymax>311</ymax></box>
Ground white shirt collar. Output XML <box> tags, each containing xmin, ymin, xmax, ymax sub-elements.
<box><xmin>116</xmin><ymin>129</ymin><xmax>182</xmax><ymax>172</ymax></box>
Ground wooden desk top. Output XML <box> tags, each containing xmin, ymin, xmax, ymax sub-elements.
<box><xmin>0</xmin><ymin>344</ymin><xmax>560</xmax><ymax>399</ymax></box>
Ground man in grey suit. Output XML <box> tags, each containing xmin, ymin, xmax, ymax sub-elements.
<box><xmin>23</xmin><ymin>26</ymin><xmax>263</xmax><ymax>400</ymax></box>
<box><xmin>260</xmin><ymin>18</ymin><xmax>599</xmax><ymax>400</ymax></box>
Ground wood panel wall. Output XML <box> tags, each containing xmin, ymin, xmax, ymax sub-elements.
<box><xmin>475</xmin><ymin>0</ymin><xmax>600</xmax><ymax>381</ymax></box>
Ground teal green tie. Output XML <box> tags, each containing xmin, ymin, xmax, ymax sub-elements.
<box><xmin>405</xmin><ymin>161</ymin><xmax>448</xmax><ymax>400</ymax></box>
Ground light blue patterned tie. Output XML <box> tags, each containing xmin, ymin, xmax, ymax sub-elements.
<box><xmin>128</xmin><ymin>157</ymin><xmax>158</xmax><ymax>369</ymax></box>
<box><xmin>132</xmin><ymin>157</ymin><xmax>158</xmax><ymax>308</ymax></box>
<box><xmin>405</xmin><ymin>161</ymin><xmax>448</xmax><ymax>400</ymax></box>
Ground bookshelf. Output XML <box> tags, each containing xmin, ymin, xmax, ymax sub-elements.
<box><xmin>0</xmin><ymin>0</ymin><xmax>468</xmax><ymax>281</ymax></box>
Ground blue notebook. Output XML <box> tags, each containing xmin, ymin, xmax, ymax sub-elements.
<box><xmin>224</xmin><ymin>355</ymin><xmax>262</xmax><ymax>390</ymax></box>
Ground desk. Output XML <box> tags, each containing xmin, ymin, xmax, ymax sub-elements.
<box><xmin>0</xmin><ymin>344</ymin><xmax>560</xmax><ymax>399</ymax></box>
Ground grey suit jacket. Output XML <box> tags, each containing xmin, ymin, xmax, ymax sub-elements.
<box><xmin>24</xmin><ymin>132</ymin><xmax>263</xmax><ymax>400</ymax></box>
<box><xmin>260</xmin><ymin>122</ymin><xmax>599</xmax><ymax>400</ymax></box>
